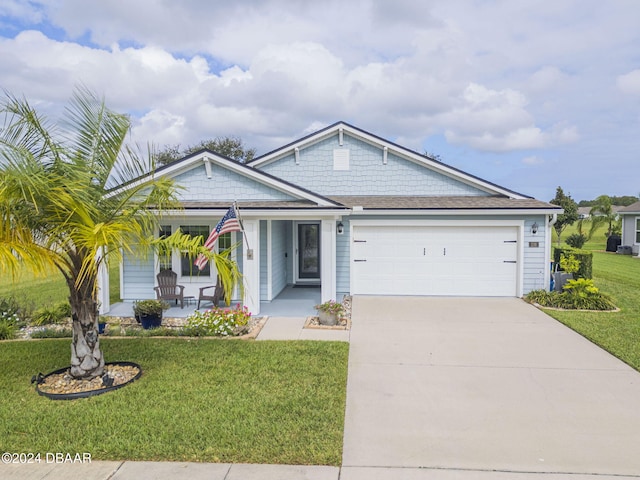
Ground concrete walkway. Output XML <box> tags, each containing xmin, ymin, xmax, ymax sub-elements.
<box><xmin>342</xmin><ymin>296</ymin><xmax>640</xmax><ymax>478</ymax></box>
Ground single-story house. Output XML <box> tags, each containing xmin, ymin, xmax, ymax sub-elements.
<box><xmin>619</xmin><ymin>201</ymin><xmax>640</xmax><ymax>254</ymax></box>
<box><xmin>99</xmin><ymin>122</ymin><xmax>562</xmax><ymax>315</ymax></box>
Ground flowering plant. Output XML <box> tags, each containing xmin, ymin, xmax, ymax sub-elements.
<box><xmin>314</xmin><ymin>300</ymin><xmax>344</xmax><ymax>316</ymax></box>
<box><xmin>0</xmin><ymin>298</ymin><xmax>20</xmax><ymax>323</ymax></box>
<box><xmin>185</xmin><ymin>304</ymin><xmax>251</xmax><ymax>336</ymax></box>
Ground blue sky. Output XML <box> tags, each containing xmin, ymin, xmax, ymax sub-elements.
<box><xmin>1</xmin><ymin>0</ymin><xmax>639</xmax><ymax>202</ymax></box>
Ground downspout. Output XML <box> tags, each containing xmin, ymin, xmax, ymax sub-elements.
<box><xmin>545</xmin><ymin>213</ymin><xmax>558</xmax><ymax>292</ymax></box>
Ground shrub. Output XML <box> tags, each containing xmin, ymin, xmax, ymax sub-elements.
<box><xmin>185</xmin><ymin>304</ymin><xmax>251</xmax><ymax>337</ymax></box>
<box><xmin>31</xmin><ymin>302</ymin><xmax>71</xmax><ymax>326</ymax></box>
<box><xmin>553</xmin><ymin>247</ymin><xmax>592</xmax><ymax>279</ymax></box>
<box><xmin>0</xmin><ymin>319</ymin><xmax>18</xmax><ymax>340</ymax></box>
<box><xmin>525</xmin><ymin>283</ymin><xmax>616</xmax><ymax>311</ymax></box>
<box><xmin>565</xmin><ymin>233</ymin><xmax>587</xmax><ymax>249</ymax></box>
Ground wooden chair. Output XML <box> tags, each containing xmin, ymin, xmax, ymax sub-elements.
<box><xmin>198</xmin><ymin>276</ymin><xmax>224</xmax><ymax>309</ymax></box>
<box><xmin>154</xmin><ymin>270</ymin><xmax>185</xmax><ymax>308</ymax></box>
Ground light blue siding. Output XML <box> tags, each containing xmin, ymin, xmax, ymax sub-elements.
<box><xmin>523</xmin><ymin>216</ymin><xmax>548</xmax><ymax>293</ymax></box>
<box><xmin>121</xmin><ymin>251</ymin><xmax>155</xmax><ymax>301</ymax></box>
<box><xmin>174</xmin><ymin>163</ymin><xmax>297</xmax><ymax>201</ymax></box>
<box><xmin>257</xmin><ymin>133</ymin><xmax>488</xmax><ymax>197</ymax></box>
<box><xmin>271</xmin><ymin>221</ymin><xmax>288</xmax><ymax>298</ymax></box>
<box><xmin>336</xmin><ymin>219</ymin><xmax>350</xmax><ymax>294</ymax></box>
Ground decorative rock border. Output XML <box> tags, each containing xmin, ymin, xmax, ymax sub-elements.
<box><xmin>34</xmin><ymin>361</ymin><xmax>142</xmax><ymax>400</ymax></box>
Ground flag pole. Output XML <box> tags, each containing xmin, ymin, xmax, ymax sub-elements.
<box><xmin>234</xmin><ymin>201</ymin><xmax>251</xmax><ymax>250</ymax></box>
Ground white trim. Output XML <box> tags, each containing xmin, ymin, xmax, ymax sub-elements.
<box><xmin>347</xmin><ymin>208</ymin><xmax>561</xmax><ymax>216</ymax></box>
<box><xmin>544</xmin><ymin>215</ymin><xmax>553</xmax><ymax>291</ymax></box>
<box><xmin>203</xmin><ymin>157</ymin><xmax>212</xmax><ymax>179</ymax></box>
<box><xmin>349</xmin><ymin>219</ymin><xmax>524</xmax><ymax>297</ymax></box>
<box><xmin>294</xmin><ymin>221</ymin><xmax>321</xmax><ymax>284</ymax></box>
<box><xmin>320</xmin><ymin>219</ymin><xmax>337</xmax><ymax>302</ymax></box>
<box><xmin>266</xmin><ymin>220</ymin><xmax>273</xmax><ymax>301</ymax></box>
<box><xmin>155</xmin><ymin>209</ymin><xmax>347</xmax><ymax>219</ymax></box>
<box><xmin>119</xmin><ymin>248</ymin><xmax>125</xmax><ymax>303</ymax></box>
<box><xmin>242</xmin><ymin>220</ymin><xmax>260</xmax><ymax>315</ymax></box>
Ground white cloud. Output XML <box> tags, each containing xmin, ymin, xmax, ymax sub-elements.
<box><xmin>617</xmin><ymin>69</ymin><xmax>640</xmax><ymax>95</ymax></box>
<box><xmin>1</xmin><ymin>0</ymin><xmax>639</xmax><ymax>201</ymax></box>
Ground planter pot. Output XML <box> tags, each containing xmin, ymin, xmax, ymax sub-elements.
<box><xmin>553</xmin><ymin>272</ymin><xmax>573</xmax><ymax>292</ymax></box>
<box><xmin>318</xmin><ymin>310</ymin><xmax>338</xmax><ymax>326</ymax></box>
<box><xmin>138</xmin><ymin>313</ymin><xmax>162</xmax><ymax>330</ymax></box>
<box><xmin>98</xmin><ymin>322</ymin><xmax>106</xmax><ymax>334</ymax></box>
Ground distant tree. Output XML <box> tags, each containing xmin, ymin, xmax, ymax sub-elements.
<box><xmin>155</xmin><ymin>136</ymin><xmax>256</xmax><ymax>166</ymax></box>
<box><xmin>155</xmin><ymin>144</ymin><xmax>182</xmax><ymax>166</ymax></box>
<box><xmin>550</xmin><ymin>186</ymin><xmax>579</xmax><ymax>246</ymax></box>
<box><xmin>578</xmin><ymin>195</ymin><xmax>638</xmax><ymax>207</ymax></box>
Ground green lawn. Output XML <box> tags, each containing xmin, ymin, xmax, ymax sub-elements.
<box><xmin>0</xmin><ymin>338</ymin><xmax>349</xmax><ymax>465</ymax></box>
<box><xmin>548</xmin><ymin>222</ymin><xmax>640</xmax><ymax>371</ymax></box>
<box><xmin>0</xmin><ymin>263</ymin><xmax>121</xmax><ymax>309</ymax></box>
<box><xmin>544</xmin><ymin>251</ymin><xmax>640</xmax><ymax>371</ymax></box>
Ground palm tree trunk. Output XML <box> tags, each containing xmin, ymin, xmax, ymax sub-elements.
<box><xmin>67</xmin><ymin>276</ymin><xmax>104</xmax><ymax>379</ymax></box>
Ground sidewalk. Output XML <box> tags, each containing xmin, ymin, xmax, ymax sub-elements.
<box><xmin>0</xmin><ymin>461</ymin><xmax>340</xmax><ymax>480</ymax></box>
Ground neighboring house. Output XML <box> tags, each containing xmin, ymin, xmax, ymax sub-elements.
<box><xmin>578</xmin><ymin>205</ymin><xmax>625</xmax><ymax>219</ymax></box>
<box><xmin>100</xmin><ymin>122</ymin><xmax>562</xmax><ymax>315</ymax></box>
<box><xmin>619</xmin><ymin>201</ymin><xmax>640</xmax><ymax>253</ymax></box>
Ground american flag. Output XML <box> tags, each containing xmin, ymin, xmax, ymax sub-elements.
<box><xmin>194</xmin><ymin>205</ymin><xmax>242</xmax><ymax>271</ymax></box>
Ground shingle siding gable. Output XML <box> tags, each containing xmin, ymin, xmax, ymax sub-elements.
<box><xmin>173</xmin><ymin>163</ymin><xmax>297</xmax><ymax>202</ymax></box>
<box><xmin>256</xmin><ymin>133</ymin><xmax>489</xmax><ymax>197</ymax></box>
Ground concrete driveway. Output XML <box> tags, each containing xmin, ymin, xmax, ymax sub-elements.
<box><xmin>342</xmin><ymin>296</ymin><xmax>640</xmax><ymax>478</ymax></box>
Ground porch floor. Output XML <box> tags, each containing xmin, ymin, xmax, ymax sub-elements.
<box><xmin>104</xmin><ymin>285</ymin><xmax>321</xmax><ymax>319</ymax></box>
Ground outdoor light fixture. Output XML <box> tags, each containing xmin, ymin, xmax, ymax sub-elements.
<box><xmin>531</xmin><ymin>222</ymin><xmax>539</xmax><ymax>235</ymax></box>
<box><xmin>337</xmin><ymin>222</ymin><xmax>344</xmax><ymax>235</ymax></box>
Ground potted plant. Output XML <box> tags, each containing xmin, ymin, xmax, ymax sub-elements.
<box><xmin>314</xmin><ymin>300</ymin><xmax>344</xmax><ymax>326</ymax></box>
<box><xmin>98</xmin><ymin>315</ymin><xmax>107</xmax><ymax>334</ymax></box>
<box><xmin>133</xmin><ymin>300</ymin><xmax>169</xmax><ymax>329</ymax></box>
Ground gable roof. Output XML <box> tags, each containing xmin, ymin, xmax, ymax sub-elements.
<box><xmin>108</xmin><ymin>149</ymin><xmax>343</xmax><ymax>207</ymax></box>
<box><xmin>248</xmin><ymin>121</ymin><xmax>532</xmax><ymax>200</ymax></box>
<box><xmin>618</xmin><ymin>201</ymin><xmax>640</xmax><ymax>214</ymax></box>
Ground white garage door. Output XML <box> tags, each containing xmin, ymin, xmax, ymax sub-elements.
<box><xmin>352</xmin><ymin>225</ymin><xmax>519</xmax><ymax>296</ymax></box>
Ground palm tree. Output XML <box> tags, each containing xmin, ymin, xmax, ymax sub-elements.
<box><xmin>588</xmin><ymin>195</ymin><xmax>619</xmax><ymax>238</ymax></box>
<box><xmin>0</xmin><ymin>87</ymin><xmax>240</xmax><ymax>379</ymax></box>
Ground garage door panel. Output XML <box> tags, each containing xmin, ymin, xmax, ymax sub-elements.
<box><xmin>352</xmin><ymin>225</ymin><xmax>518</xmax><ymax>297</ymax></box>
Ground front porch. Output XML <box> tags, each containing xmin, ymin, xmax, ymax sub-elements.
<box><xmin>105</xmin><ymin>285</ymin><xmax>321</xmax><ymax>319</ymax></box>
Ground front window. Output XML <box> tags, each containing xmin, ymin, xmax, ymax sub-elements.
<box><xmin>636</xmin><ymin>218</ymin><xmax>640</xmax><ymax>243</ymax></box>
<box><xmin>180</xmin><ymin>225</ymin><xmax>210</xmax><ymax>276</ymax></box>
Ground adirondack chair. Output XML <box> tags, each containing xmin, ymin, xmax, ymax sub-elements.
<box><xmin>154</xmin><ymin>270</ymin><xmax>185</xmax><ymax>308</ymax></box>
<box><xmin>198</xmin><ymin>276</ymin><xmax>224</xmax><ymax>309</ymax></box>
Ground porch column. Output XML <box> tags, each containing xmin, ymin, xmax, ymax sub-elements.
<box><xmin>97</xmin><ymin>248</ymin><xmax>110</xmax><ymax>314</ymax></box>
<box><xmin>320</xmin><ymin>219</ymin><xmax>337</xmax><ymax>302</ymax></box>
<box><xmin>242</xmin><ymin>219</ymin><xmax>261</xmax><ymax>315</ymax></box>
